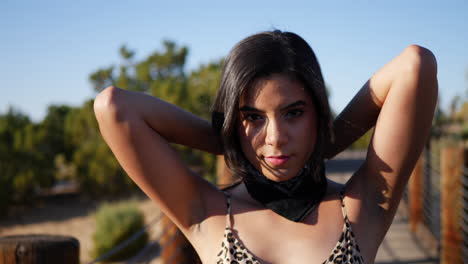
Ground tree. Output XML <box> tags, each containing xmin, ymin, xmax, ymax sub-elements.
<box><xmin>88</xmin><ymin>41</ymin><xmax>221</xmax><ymax>183</ymax></box>
<box><xmin>186</xmin><ymin>60</ymin><xmax>223</xmax><ymax>119</ymax></box>
<box><xmin>64</xmin><ymin>100</ymin><xmax>136</xmax><ymax>195</ymax></box>
<box><xmin>89</xmin><ymin>41</ymin><xmax>189</xmax><ymax>94</ymax></box>
<box><xmin>0</xmin><ymin>40</ymin><xmax>224</xmax><ymax>212</ymax></box>
<box><xmin>0</xmin><ymin>107</ymin><xmax>36</xmax><ymax>212</ymax></box>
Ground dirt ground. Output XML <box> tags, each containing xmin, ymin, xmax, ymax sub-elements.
<box><xmin>0</xmin><ymin>194</ymin><xmax>161</xmax><ymax>263</ymax></box>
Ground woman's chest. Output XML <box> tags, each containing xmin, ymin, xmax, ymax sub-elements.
<box><xmin>216</xmin><ymin>227</ymin><xmax>349</xmax><ymax>264</ymax></box>
<box><xmin>202</xmin><ymin>206</ymin><xmax>348</xmax><ymax>264</ymax></box>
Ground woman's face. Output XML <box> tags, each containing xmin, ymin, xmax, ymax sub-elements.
<box><xmin>238</xmin><ymin>74</ymin><xmax>318</xmax><ymax>182</ymax></box>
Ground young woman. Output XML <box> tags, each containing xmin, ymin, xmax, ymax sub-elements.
<box><xmin>93</xmin><ymin>30</ymin><xmax>438</xmax><ymax>264</ymax></box>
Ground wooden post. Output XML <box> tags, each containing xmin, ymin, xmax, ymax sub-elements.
<box><xmin>463</xmin><ymin>148</ymin><xmax>468</xmax><ymax>263</ymax></box>
<box><xmin>160</xmin><ymin>215</ymin><xmax>200</xmax><ymax>264</ymax></box>
<box><xmin>441</xmin><ymin>146</ymin><xmax>464</xmax><ymax>264</ymax></box>
<box><xmin>0</xmin><ymin>235</ymin><xmax>79</xmax><ymax>264</ymax></box>
<box><xmin>409</xmin><ymin>154</ymin><xmax>423</xmax><ymax>232</ymax></box>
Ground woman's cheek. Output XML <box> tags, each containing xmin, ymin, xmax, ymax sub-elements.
<box><xmin>239</xmin><ymin>131</ymin><xmax>262</xmax><ymax>165</ymax></box>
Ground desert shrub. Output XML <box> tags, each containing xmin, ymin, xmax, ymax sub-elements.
<box><xmin>91</xmin><ymin>200</ymin><xmax>148</xmax><ymax>261</ymax></box>
<box><xmin>461</xmin><ymin>122</ymin><xmax>468</xmax><ymax>140</ymax></box>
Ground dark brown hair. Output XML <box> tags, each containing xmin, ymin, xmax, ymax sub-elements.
<box><xmin>212</xmin><ymin>30</ymin><xmax>333</xmax><ymax>184</ymax></box>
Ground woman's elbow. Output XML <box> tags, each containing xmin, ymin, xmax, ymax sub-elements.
<box><xmin>401</xmin><ymin>45</ymin><xmax>438</xmax><ymax>102</ymax></box>
<box><xmin>94</xmin><ymin>86</ymin><xmax>123</xmax><ymax>121</ymax></box>
<box><xmin>404</xmin><ymin>45</ymin><xmax>438</xmax><ymax>80</ymax></box>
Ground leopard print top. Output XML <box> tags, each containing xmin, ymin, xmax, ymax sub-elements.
<box><xmin>216</xmin><ymin>187</ymin><xmax>365</xmax><ymax>264</ymax></box>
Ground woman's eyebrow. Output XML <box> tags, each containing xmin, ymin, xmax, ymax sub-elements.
<box><xmin>281</xmin><ymin>100</ymin><xmax>306</xmax><ymax>110</ymax></box>
<box><xmin>239</xmin><ymin>100</ymin><xmax>306</xmax><ymax>112</ymax></box>
<box><xmin>239</xmin><ymin>105</ymin><xmax>261</xmax><ymax>112</ymax></box>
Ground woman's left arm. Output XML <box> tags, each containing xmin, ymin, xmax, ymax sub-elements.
<box><xmin>324</xmin><ymin>47</ymin><xmax>438</xmax><ymax>162</ymax></box>
<box><xmin>341</xmin><ymin>45</ymin><xmax>437</xmax><ymax>232</ymax></box>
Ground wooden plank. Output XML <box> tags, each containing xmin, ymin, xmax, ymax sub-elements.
<box><xmin>441</xmin><ymin>146</ymin><xmax>464</xmax><ymax>264</ymax></box>
<box><xmin>0</xmin><ymin>235</ymin><xmax>79</xmax><ymax>264</ymax></box>
<box><xmin>409</xmin><ymin>154</ymin><xmax>423</xmax><ymax>232</ymax></box>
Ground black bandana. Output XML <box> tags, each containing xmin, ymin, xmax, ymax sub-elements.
<box><xmin>243</xmin><ymin>161</ymin><xmax>327</xmax><ymax>222</ymax></box>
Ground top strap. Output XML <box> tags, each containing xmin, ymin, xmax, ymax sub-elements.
<box><xmin>339</xmin><ymin>186</ymin><xmax>348</xmax><ymax>220</ymax></box>
<box><xmin>224</xmin><ymin>192</ymin><xmax>232</xmax><ymax>228</ymax></box>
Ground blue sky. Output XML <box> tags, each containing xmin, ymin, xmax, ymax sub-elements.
<box><xmin>1</xmin><ymin>1</ymin><xmax>467</xmax><ymax>122</ymax></box>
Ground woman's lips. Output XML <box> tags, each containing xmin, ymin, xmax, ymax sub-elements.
<box><xmin>265</xmin><ymin>156</ymin><xmax>290</xmax><ymax>166</ymax></box>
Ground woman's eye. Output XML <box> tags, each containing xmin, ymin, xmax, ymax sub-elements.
<box><xmin>245</xmin><ymin>113</ymin><xmax>263</xmax><ymax>122</ymax></box>
<box><xmin>285</xmin><ymin>109</ymin><xmax>303</xmax><ymax>118</ymax></box>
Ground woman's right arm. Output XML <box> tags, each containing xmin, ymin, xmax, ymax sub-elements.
<box><xmin>95</xmin><ymin>86</ymin><xmax>222</xmax><ymax>154</ymax></box>
<box><xmin>93</xmin><ymin>86</ymin><xmax>223</xmax><ymax>231</ymax></box>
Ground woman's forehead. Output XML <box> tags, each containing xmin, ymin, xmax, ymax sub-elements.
<box><xmin>239</xmin><ymin>74</ymin><xmax>311</xmax><ymax>108</ymax></box>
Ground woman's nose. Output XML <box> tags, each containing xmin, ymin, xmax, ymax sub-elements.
<box><xmin>264</xmin><ymin>119</ymin><xmax>288</xmax><ymax>147</ymax></box>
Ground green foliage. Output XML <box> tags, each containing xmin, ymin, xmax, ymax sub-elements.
<box><xmin>349</xmin><ymin>128</ymin><xmax>374</xmax><ymax>150</ymax></box>
<box><xmin>1</xmin><ymin>39</ymin><xmax>224</xmax><ymax>214</ymax></box>
<box><xmin>89</xmin><ymin>66</ymin><xmax>115</xmax><ymax>92</ymax></box>
<box><xmin>0</xmin><ymin>108</ymin><xmax>38</xmax><ymax>213</ymax></box>
<box><xmin>91</xmin><ymin>200</ymin><xmax>148</xmax><ymax>261</ymax></box>
<box><xmin>186</xmin><ymin>61</ymin><xmax>223</xmax><ymax>119</ymax></box>
<box><xmin>462</xmin><ymin>122</ymin><xmax>468</xmax><ymax>140</ymax></box>
<box><xmin>437</xmin><ymin>92</ymin><xmax>468</xmax><ymax>140</ymax></box>
<box><xmin>54</xmin><ymin>153</ymin><xmax>76</xmax><ymax>180</ymax></box>
<box><xmin>89</xmin><ymin>40</ymin><xmax>189</xmax><ymax>93</ymax></box>
<box><xmin>36</xmin><ymin>105</ymin><xmax>73</xmax><ymax>185</ymax></box>
<box><xmin>64</xmin><ymin>100</ymin><xmax>136</xmax><ymax>195</ymax></box>
<box><xmin>64</xmin><ymin>100</ymin><xmax>99</xmax><ymax>148</ymax></box>
<box><xmin>88</xmin><ymin>41</ymin><xmax>222</xmax><ymax>183</ymax></box>
<box><xmin>0</xmin><ymin>105</ymin><xmax>80</xmax><ymax>215</ymax></box>
<box><xmin>119</xmin><ymin>45</ymin><xmax>135</xmax><ymax>60</ymax></box>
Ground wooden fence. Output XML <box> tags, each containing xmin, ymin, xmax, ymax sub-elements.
<box><xmin>0</xmin><ymin>235</ymin><xmax>79</xmax><ymax>264</ymax></box>
<box><xmin>407</xmin><ymin>143</ymin><xmax>468</xmax><ymax>264</ymax></box>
